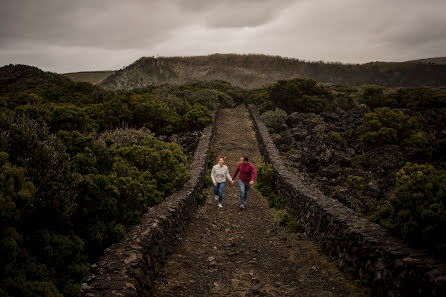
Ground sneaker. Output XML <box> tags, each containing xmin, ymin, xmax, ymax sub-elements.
<box><xmin>214</xmin><ymin>195</ymin><xmax>218</xmax><ymax>201</ymax></box>
<box><xmin>240</xmin><ymin>204</ymin><xmax>245</xmax><ymax>210</ymax></box>
<box><xmin>218</xmin><ymin>203</ymin><xmax>223</xmax><ymax>208</ymax></box>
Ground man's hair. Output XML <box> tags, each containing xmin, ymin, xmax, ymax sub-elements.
<box><xmin>218</xmin><ymin>156</ymin><xmax>225</xmax><ymax>163</ymax></box>
<box><xmin>242</xmin><ymin>156</ymin><xmax>249</xmax><ymax>162</ymax></box>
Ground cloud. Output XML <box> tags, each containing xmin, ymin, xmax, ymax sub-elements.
<box><xmin>1</xmin><ymin>0</ymin><xmax>445</xmax><ymax>72</ymax></box>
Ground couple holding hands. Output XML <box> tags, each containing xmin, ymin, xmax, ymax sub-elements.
<box><xmin>211</xmin><ymin>156</ymin><xmax>257</xmax><ymax>210</ymax></box>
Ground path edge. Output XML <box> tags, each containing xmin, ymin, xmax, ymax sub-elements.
<box><xmin>248</xmin><ymin>104</ymin><xmax>446</xmax><ymax>297</ymax></box>
<box><xmin>80</xmin><ymin>109</ymin><xmax>218</xmax><ymax>297</ymax></box>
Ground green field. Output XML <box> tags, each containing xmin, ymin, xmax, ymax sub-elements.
<box><xmin>62</xmin><ymin>70</ymin><xmax>115</xmax><ymax>84</ymax></box>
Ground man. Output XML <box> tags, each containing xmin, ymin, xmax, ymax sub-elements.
<box><xmin>232</xmin><ymin>156</ymin><xmax>257</xmax><ymax>210</ymax></box>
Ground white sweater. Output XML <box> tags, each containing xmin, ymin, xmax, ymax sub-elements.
<box><xmin>211</xmin><ymin>164</ymin><xmax>232</xmax><ymax>184</ymax></box>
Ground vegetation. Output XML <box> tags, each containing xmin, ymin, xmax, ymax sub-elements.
<box><xmin>255</xmin><ymin>163</ymin><xmax>299</xmax><ymax>231</ymax></box>
<box><xmin>253</xmin><ymin>76</ymin><xmax>446</xmax><ymax>257</ymax></box>
<box><xmin>261</xmin><ymin>108</ymin><xmax>287</xmax><ymax>132</ymax></box>
<box><xmin>360</xmin><ymin>86</ymin><xmax>446</xmax><ymax>110</ymax></box>
<box><xmin>359</xmin><ymin>107</ymin><xmax>431</xmax><ymax>153</ymax></box>
<box><xmin>371</xmin><ymin>163</ymin><xmax>446</xmax><ymax>257</ymax></box>
<box><xmin>99</xmin><ymin>54</ymin><xmax>446</xmax><ymax>90</ymax></box>
<box><xmin>62</xmin><ymin>71</ymin><xmax>115</xmax><ymax>85</ymax></box>
<box><xmin>249</xmin><ymin>78</ymin><xmax>334</xmax><ymax>114</ymax></box>
<box><xmin>0</xmin><ymin>64</ymin><xmax>234</xmax><ymax>296</ymax></box>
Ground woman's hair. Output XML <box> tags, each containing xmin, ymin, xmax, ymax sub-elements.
<box><xmin>218</xmin><ymin>156</ymin><xmax>225</xmax><ymax>164</ymax></box>
<box><xmin>242</xmin><ymin>156</ymin><xmax>249</xmax><ymax>162</ymax></box>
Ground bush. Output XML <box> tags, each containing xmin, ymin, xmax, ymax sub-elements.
<box><xmin>359</xmin><ymin>107</ymin><xmax>431</xmax><ymax>152</ymax></box>
<box><xmin>0</xmin><ymin>151</ymin><xmax>88</xmax><ymax>297</ymax></box>
<box><xmin>0</xmin><ymin>112</ymin><xmax>80</xmax><ymax>223</ymax></box>
<box><xmin>261</xmin><ymin>108</ymin><xmax>287</xmax><ymax>131</ymax></box>
<box><xmin>344</xmin><ymin>175</ymin><xmax>364</xmax><ymax>191</ymax></box>
<box><xmin>255</xmin><ymin>163</ymin><xmax>274</xmax><ymax>197</ymax></box>
<box><xmin>183</xmin><ymin>104</ymin><xmax>212</xmax><ymax>131</ymax></box>
<box><xmin>97</xmin><ymin>128</ymin><xmax>153</xmax><ymax>148</ymax></box>
<box><xmin>265</xmin><ymin>78</ymin><xmax>333</xmax><ymax>113</ymax></box>
<box><xmin>329</xmin><ymin>132</ymin><xmax>342</xmax><ymax>143</ymax></box>
<box><xmin>361</xmin><ymin>86</ymin><xmax>396</xmax><ymax>108</ymax></box>
<box><xmin>360</xmin><ymin>87</ymin><xmax>446</xmax><ymax>110</ymax></box>
<box><xmin>371</xmin><ymin>163</ymin><xmax>446</xmax><ymax>256</ymax></box>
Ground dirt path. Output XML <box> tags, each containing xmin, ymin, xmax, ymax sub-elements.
<box><xmin>149</xmin><ymin>106</ymin><xmax>365</xmax><ymax>297</ymax></box>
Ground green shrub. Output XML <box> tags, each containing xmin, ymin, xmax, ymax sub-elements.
<box><xmin>97</xmin><ymin>128</ymin><xmax>153</xmax><ymax>148</ymax></box>
<box><xmin>266</xmin><ymin>78</ymin><xmax>333</xmax><ymax>113</ymax></box>
<box><xmin>0</xmin><ymin>152</ymin><xmax>88</xmax><ymax>297</ymax></box>
<box><xmin>329</xmin><ymin>132</ymin><xmax>342</xmax><ymax>143</ymax></box>
<box><xmin>343</xmin><ymin>175</ymin><xmax>364</xmax><ymax>191</ymax></box>
<box><xmin>273</xmin><ymin>209</ymin><xmax>300</xmax><ymax>232</ymax></box>
<box><xmin>359</xmin><ymin>107</ymin><xmax>431</xmax><ymax>152</ymax></box>
<box><xmin>351</xmin><ymin>154</ymin><xmax>367</xmax><ymax>169</ymax></box>
<box><xmin>267</xmin><ymin>193</ymin><xmax>284</xmax><ymax>209</ymax></box>
<box><xmin>255</xmin><ymin>163</ymin><xmax>274</xmax><ymax>197</ymax></box>
<box><xmin>261</xmin><ymin>108</ymin><xmax>287</xmax><ymax>131</ymax></box>
<box><xmin>392</xmin><ymin>87</ymin><xmax>446</xmax><ymax>110</ymax></box>
<box><xmin>183</xmin><ymin>104</ymin><xmax>212</xmax><ymax>131</ymax></box>
<box><xmin>286</xmin><ymin>147</ymin><xmax>301</xmax><ymax>156</ymax></box>
<box><xmin>361</xmin><ymin>86</ymin><xmax>396</xmax><ymax>108</ymax></box>
<box><xmin>0</xmin><ymin>112</ymin><xmax>80</xmax><ymax>223</ymax></box>
<box><xmin>371</xmin><ymin>163</ymin><xmax>446</xmax><ymax>256</ymax></box>
<box><xmin>195</xmin><ymin>191</ymin><xmax>208</xmax><ymax>205</ymax></box>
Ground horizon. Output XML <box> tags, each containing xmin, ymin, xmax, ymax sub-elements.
<box><xmin>4</xmin><ymin>53</ymin><xmax>445</xmax><ymax>75</ymax></box>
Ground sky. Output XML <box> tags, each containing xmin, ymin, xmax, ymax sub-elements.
<box><xmin>0</xmin><ymin>0</ymin><xmax>445</xmax><ymax>73</ymax></box>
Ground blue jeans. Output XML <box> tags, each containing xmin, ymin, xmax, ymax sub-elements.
<box><xmin>238</xmin><ymin>180</ymin><xmax>251</xmax><ymax>205</ymax></box>
<box><xmin>213</xmin><ymin>182</ymin><xmax>226</xmax><ymax>204</ymax></box>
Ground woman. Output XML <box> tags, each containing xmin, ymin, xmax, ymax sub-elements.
<box><xmin>211</xmin><ymin>156</ymin><xmax>232</xmax><ymax>208</ymax></box>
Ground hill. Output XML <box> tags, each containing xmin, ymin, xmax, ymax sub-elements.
<box><xmin>0</xmin><ymin>64</ymin><xmax>112</xmax><ymax>107</ymax></box>
<box><xmin>99</xmin><ymin>54</ymin><xmax>446</xmax><ymax>90</ymax></box>
<box><xmin>63</xmin><ymin>70</ymin><xmax>115</xmax><ymax>84</ymax></box>
<box><xmin>405</xmin><ymin>57</ymin><xmax>446</xmax><ymax>65</ymax></box>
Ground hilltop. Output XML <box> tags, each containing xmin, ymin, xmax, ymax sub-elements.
<box><xmin>98</xmin><ymin>54</ymin><xmax>446</xmax><ymax>90</ymax></box>
<box><xmin>405</xmin><ymin>57</ymin><xmax>446</xmax><ymax>65</ymax></box>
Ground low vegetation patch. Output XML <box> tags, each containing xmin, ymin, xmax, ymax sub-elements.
<box><xmin>256</xmin><ymin>163</ymin><xmax>300</xmax><ymax>232</ymax></box>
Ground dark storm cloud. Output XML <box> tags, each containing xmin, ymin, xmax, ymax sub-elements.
<box><xmin>0</xmin><ymin>0</ymin><xmax>187</xmax><ymax>49</ymax></box>
<box><xmin>0</xmin><ymin>0</ymin><xmax>445</xmax><ymax>72</ymax></box>
<box><xmin>173</xmin><ymin>0</ymin><xmax>296</xmax><ymax>28</ymax></box>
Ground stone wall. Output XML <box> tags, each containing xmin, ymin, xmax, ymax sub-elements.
<box><xmin>248</xmin><ymin>104</ymin><xmax>446</xmax><ymax>297</ymax></box>
<box><xmin>80</xmin><ymin>115</ymin><xmax>216</xmax><ymax>296</ymax></box>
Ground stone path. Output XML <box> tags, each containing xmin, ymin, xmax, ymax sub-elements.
<box><xmin>148</xmin><ymin>106</ymin><xmax>365</xmax><ymax>297</ymax></box>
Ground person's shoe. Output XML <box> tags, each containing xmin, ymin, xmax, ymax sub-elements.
<box><xmin>218</xmin><ymin>203</ymin><xmax>223</xmax><ymax>208</ymax></box>
<box><xmin>214</xmin><ymin>195</ymin><xmax>218</xmax><ymax>201</ymax></box>
<box><xmin>240</xmin><ymin>204</ymin><xmax>245</xmax><ymax>210</ymax></box>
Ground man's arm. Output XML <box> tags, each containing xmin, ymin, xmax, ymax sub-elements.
<box><xmin>232</xmin><ymin>164</ymin><xmax>240</xmax><ymax>182</ymax></box>
<box><xmin>249</xmin><ymin>164</ymin><xmax>257</xmax><ymax>184</ymax></box>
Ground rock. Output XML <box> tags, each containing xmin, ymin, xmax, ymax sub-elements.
<box><xmin>250</xmin><ymin>282</ymin><xmax>264</xmax><ymax>294</ymax></box>
<box><xmin>209</xmin><ymin>260</ymin><xmax>218</xmax><ymax>267</ymax></box>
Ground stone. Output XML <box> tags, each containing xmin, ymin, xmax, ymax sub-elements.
<box><xmin>250</xmin><ymin>282</ymin><xmax>263</xmax><ymax>294</ymax></box>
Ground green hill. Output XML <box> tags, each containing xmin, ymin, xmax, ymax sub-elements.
<box><xmin>99</xmin><ymin>54</ymin><xmax>446</xmax><ymax>90</ymax></box>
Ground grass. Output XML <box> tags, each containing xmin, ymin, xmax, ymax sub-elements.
<box><xmin>62</xmin><ymin>71</ymin><xmax>115</xmax><ymax>84</ymax></box>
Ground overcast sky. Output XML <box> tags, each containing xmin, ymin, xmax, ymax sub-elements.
<box><xmin>0</xmin><ymin>0</ymin><xmax>445</xmax><ymax>73</ymax></box>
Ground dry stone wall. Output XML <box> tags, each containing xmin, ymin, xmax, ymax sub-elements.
<box><xmin>80</xmin><ymin>114</ymin><xmax>216</xmax><ymax>297</ymax></box>
<box><xmin>248</xmin><ymin>104</ymin><xmax>446</xmax><ymax>297</ymax></box>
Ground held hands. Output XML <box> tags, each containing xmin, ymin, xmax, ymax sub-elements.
<box><xmin>231</xmin><ymin>180</ymin><xmax>235</xmax><ymax>185</ymax></box>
